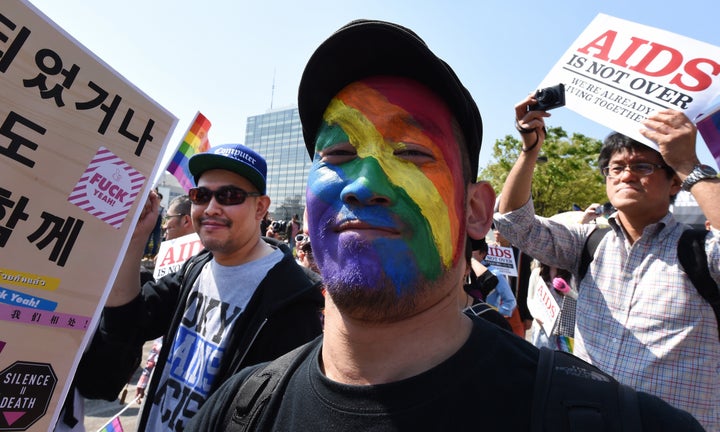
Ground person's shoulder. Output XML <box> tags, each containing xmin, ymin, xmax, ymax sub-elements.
<box><xmin>469</xmin><ymin>316</ymin><xmax>538</xmax><ymax>359</ymax></box>
<box><xmin>264</xmin><ymin>243</ymin><xmax>323</xmax><ymax>297</ymax></box>
<box><xmin>636</xmin><ymin>391</ymin><xmax>706</xmax><ymax>431</ymax></box>
<box><xmin>140</xmin><ymin>265</ymin><xmax>154</xmax><ymax>285</ymax></box>
<box><xmin>184</xmin><ymin>363</ymin><xmax>267</xmax><ymax>431</ymax></box>
<box><xmin>534</xmin><ymin>349</ymin><xmax>706</xmax><ymax>432</ymax></box>
<box><xmin>464</xmin><ymin>303</ymin><xmax>513</xmax><ymax>332</ymax></box>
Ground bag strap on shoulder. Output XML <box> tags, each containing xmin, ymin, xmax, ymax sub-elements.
<box><xmin>579</xmin><ymin>227</ymin><xmax>610</xmax><ymax>281</ymax></box>
<box><xmin>580</xmin><ymin>227</ymin><xmax>720</xmax><ymax>339</ymax></box>
<box><xmin>223</xmin><ymin>339</ymin><xmax>318</xmax><ymax>432</ymax></box>
<box><xmin>678</xmin><ymin>228</ymin><xmax>720</xmax><ymax>338</ymax></box>
<box><xmin>532</xmin><ymin>347</ymin><xmax>642</xmax><ymax>432</ymax></box>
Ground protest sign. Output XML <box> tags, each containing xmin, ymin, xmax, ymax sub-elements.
<box><xmin>153</xmin><ymin>232</ymin><xmax>203</xmax><ymax>279</ymax></box>
<box><xmin>484</xmin><ymin>244</ymin><xmax>517</xmax><ymax>277</ymax></box>
<box><xmin>696</xmin><ymin>103</ymin><xmax>720</xmax><ymax>168</ymax></box>
<box><xmin>530</xmin><ymin>277</ymin><xmax>560</xmax><ymax>337</ymax></box>
<box><xmin>0</xmin><ymin>1</ymin><xmax>177</xmax><ymax>429</ymax></box>
<box><xmin>538</xmin><ymin>13</ymin><xmax>720</xmax><ymax>153</ymax></box>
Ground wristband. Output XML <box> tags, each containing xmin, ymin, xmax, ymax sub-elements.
<box><xmin>515</xmin><ymin>119</ymin><xmax>535</xmax><ymax>134</ymax></box>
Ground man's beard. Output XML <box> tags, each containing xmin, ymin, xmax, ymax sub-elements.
<box><xmin>313</xmin><ymin>217</ymin><xmax>458</xmax><ymax>322</ymax></box>
<box><xmin>322</xmin><ymin>264</ymin><xmax>454</xmax><ymax>323</ymax></box>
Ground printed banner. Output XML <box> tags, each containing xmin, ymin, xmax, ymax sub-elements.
<box><xmin>530</xmin><ymin>277</ymin><xmax>560</xmax><ymax>336</ymax></box>
<box><xmin>0</xmin><ymin>1</ymin><xmax>177</xmax><ymax>429</ymax></box>
<box><xmin>153</xmin><ymin>232</ymin><xmax>203</xmax><ymax>279</ymax></box>
<box><xmin>484</xmin><ymin>244</ymin><xmax>518</xmax><ymax>277</ymax></box>
<box><xmin>696</xmin><ymin>104</ymin><xmax>720</xmax><ymax>169</ymax></box>
<box><xmin>538</xmin><ymin>13</ymin><xmax>720</xmax><ymax>152</ymax></box>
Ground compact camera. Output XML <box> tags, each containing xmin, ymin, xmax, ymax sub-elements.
<box><xmin>530</xmin><ymin>83</ymin><xmax>566</xmax><ymax>111</ymax></box>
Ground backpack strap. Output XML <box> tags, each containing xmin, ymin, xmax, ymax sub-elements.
<box><xmin>223</xmin><ymin>339</ymin><xmax>318</xmax><ymax>432</ymax></box>
<box><xmin>580</xmin><ymin>227</ymin><xmax>720</xmax><ymax>337</ymax></box>
<box><xmin>532</xmin><ymin>347</ymin><xmax>642</xmax><ymax>432</ymax></box>
<box><xmin>678</xmin><ymin>228</ymin><xmax>720</xmax><ymax>338</ymax></box>
<box><xmin>579</xmin><ymin>227</ymin><xmax>610</xmax><ymax>282</ymax></box>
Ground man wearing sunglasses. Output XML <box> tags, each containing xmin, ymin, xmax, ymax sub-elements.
<box><xmin>494</xmin><ymin>97</ymin><xmax>720</xmax><ymax>430</ymax></box>
<box><xmin>76</xmin><ymin>143</ymin><xmax>324</xmax><ymax>431</ymax></box>
<box><xmin>187</xmin><ymin>20</ymin><xmax>703</xmax><ymax>431</ymax></box>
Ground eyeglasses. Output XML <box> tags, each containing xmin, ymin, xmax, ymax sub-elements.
<box><xmin>188</xmin><ymin>186</ymin><xmax>262</xmax><ymax>206</ymax></box>
<box><xmin>601</xmin><ymin>162</ymin><xmax>667</xmax><ymax>178</ymax></box>
<box><xmin>164</xmin><ymin>214</ymin><xmax>186</xmax><ymax>224</ymax></box>
<box><xmin>295</xmin><ymin>234</ymin><xmax>309</xmax><ymax>243</ymax></box>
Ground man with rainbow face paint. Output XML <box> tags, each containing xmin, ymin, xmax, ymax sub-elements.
<box><xmin>187</xmin><ymin>20</ymin><xmax>704</xmax><ymax>432</ymax></box>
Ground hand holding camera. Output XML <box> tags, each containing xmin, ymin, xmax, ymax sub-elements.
<box><xmin>514</xmin><ymin>85</ymin><xmax>564</xmax><ymax>153</ymax></box>
<box><xmin>529</xmin><ymin>83</ymin><xmax>566</xmax><ymax>111</ymax></box>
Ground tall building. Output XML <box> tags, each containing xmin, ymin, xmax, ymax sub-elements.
<box><xmin>245</xmin><ymin>106</ymin><xmax>310</xmax><ymax>221</ymax></box>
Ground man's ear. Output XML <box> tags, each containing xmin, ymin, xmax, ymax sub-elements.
<box><xmin>255</xmin><ymin>195</ymin><xmax>272</xmax><ymax>220</ymax></box>
<box><xmin>466</xmin><ymin>181</ymin><xmax>496</xmax><ymax>241</ymax></box>
<box><xmin>669</xmin><ymin>173</ymin><xmax>682</xmax><ymax>196</ymax></box>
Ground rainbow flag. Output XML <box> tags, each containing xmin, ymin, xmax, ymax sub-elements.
<box><xmin>98</xmin><ymin>416</ymin><xmax>123</xmax><ymax>432</ymax></box>
<box><xmin>697</xmin><ymin>105</ymin><xmax>720</xmax><ymax>169</ymax></box>
<box><xmin>167</xmin><ymin>112</ymin><xmax>212</xmax><ymax>191</ymax></box>
<box><xmin>555</xmin><ymin>335</ymin><xmax>574</xmax><ymax>354</ymax></box>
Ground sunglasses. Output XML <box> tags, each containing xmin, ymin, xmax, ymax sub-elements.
<box><xmin>188</xmin><ymin>186</ymin><xmax>262</xmax><ymax>206</ymax></box>
<box><xmin>295</xmin><ymin>234</ymin><xmax>309</xmax><ymax>243</ymax></box>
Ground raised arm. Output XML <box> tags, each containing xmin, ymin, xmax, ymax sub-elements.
<box><xmin>105</xmin><ymin>191</ymin><xmax>160</xmax><ymax>307</ymax></box>
<box><xmin>641</xmin><ymin>109</ymin><xmax>720</xmax><ymax>229</ymax></box>
<box><xmin>498</xmin><ymin>94</ymin><xmax>551</xmax><ymax>213</ymax></box>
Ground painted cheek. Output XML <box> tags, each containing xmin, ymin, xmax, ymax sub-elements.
<box><xmin>308</xmin><ymin>163</ymin><xmax>341</xmax><ymax>200</ymax></box>
<box><xmin>374</xmin><ymin>238</ymin><xmax>421</xmax><ymax>294</ymax></box>
<box><xmin>384</xmin><ymin>204</ymin><xmax>443</xmax><ymax>282</ymax></box>
<box><xmin>306</xmin><ymin>164</ymin><xmax>343</xmax><ymax>251</ymax></box>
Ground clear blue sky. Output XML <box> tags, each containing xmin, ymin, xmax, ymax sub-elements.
<box><xmin>29</xmin><ymin>0</ymin><xmax>720</xmax><ymax>177</ymax></box>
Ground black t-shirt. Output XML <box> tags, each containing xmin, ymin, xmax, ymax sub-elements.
<box><xmin>272</xmin><ymin>319</ymin><xmax>536</xmax><ymax>431</ymax></box>
<box><xmin>187</xmin><ymin>318</ymin><xmax>704</xmax><ymax>431</ymax></box>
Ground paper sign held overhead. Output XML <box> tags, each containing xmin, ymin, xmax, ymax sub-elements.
<box><xmin>537</xmin><ymin>14</ymin><xmax>720</xmax><ymax>152</ymax></box>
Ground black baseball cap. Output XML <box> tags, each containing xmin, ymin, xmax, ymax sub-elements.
<box><xmin>298</xmin><ymin>19</ymin><xmax>483</xmax><ymax>178</ymax></box>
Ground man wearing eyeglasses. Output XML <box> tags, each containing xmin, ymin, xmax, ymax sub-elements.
<box><xmin>75</xmin><ymin>143</ymin><xmax>324</xmax><ymax>431</ymax></box>
<box><xmin>161</xmin><ymin>194</ymin><xmax>195</xmax><ymax>241</ymax></box>
<box><xmin>494</xmin><ymin>96</ymin><xmax>720</xmax><ymax>430</ymax></box>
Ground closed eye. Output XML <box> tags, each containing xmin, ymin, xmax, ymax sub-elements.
<box><xmin>394</xmin><ymin>144</ymin><xmax>435</xmax><ymax>164</ymax></box>
<box><xmin>320</xmin><ymin>142</ymin><xmax>357</xmax><ymax>164</ymax></box>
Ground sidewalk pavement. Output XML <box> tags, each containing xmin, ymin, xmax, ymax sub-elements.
<box><xmin>81</xmin><ymin>339</ymin><xmax>154</xmax><ymax>431</ymax></box>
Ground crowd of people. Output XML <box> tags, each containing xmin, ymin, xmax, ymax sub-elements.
<box><xmin>60</xmin><ymin>18</ymin><xmax>719</xmax><ymax>432</ymax></box>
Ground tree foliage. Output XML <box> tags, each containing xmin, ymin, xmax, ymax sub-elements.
<box><xmin>478</xmin><ymin>127</ymin><xmax>607</xmax><ymax>217</ymax></box>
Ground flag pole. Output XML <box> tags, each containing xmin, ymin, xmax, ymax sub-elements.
<box><xmin>94</xmin><ymin>395</ymin><xmax>141</xmax><ymax>432</ymax></box>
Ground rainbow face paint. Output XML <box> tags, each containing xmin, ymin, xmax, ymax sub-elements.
<box><xmin>306</xmin><ymin>77</ymin><xmax>466</xmax><ymax>300</ymax></box>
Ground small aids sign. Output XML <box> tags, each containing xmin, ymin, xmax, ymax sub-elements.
<box><xmin>0</xmin><ymin>361</ymin><xmax>57</xmax><ymax>431</ymax></box>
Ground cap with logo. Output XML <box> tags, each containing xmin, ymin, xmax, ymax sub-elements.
<box><xmin>188</xmin><ymin>143</ymin><xmax>267</xmax><ymax>194</ymax></box>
